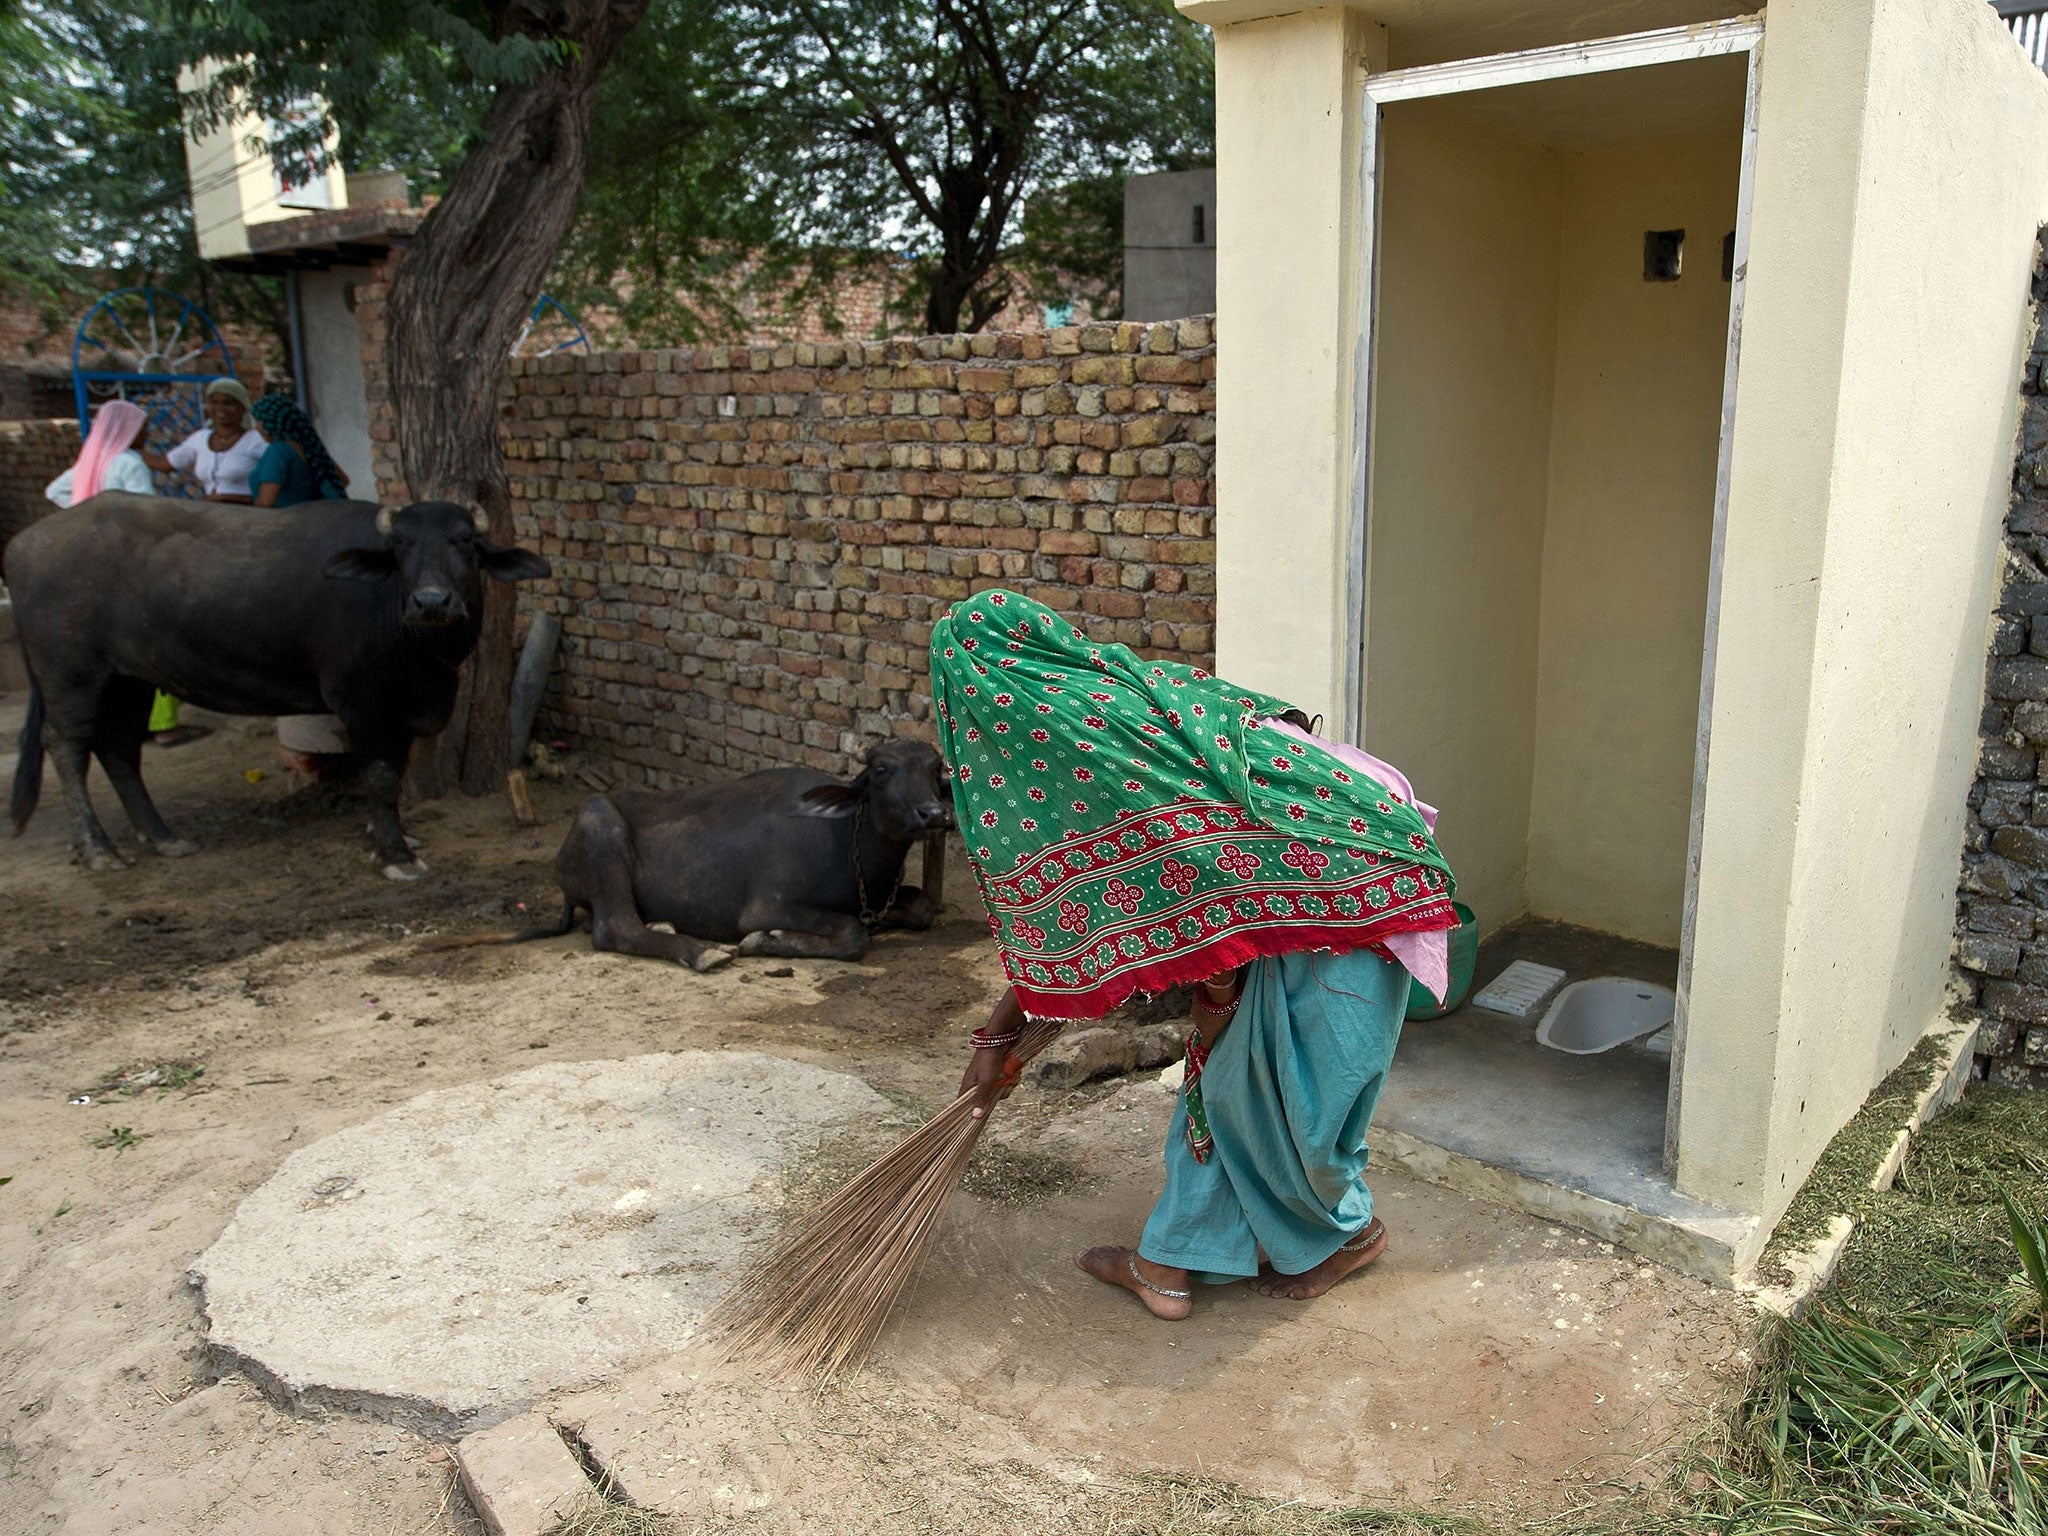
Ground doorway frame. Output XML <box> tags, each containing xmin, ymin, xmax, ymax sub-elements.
<box><xmin>1341</xmin><ymin>14</ymin><xmax>1766</xmax><ymax>1177</ymax></box>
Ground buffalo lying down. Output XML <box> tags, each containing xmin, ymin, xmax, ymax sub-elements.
<box><xmin>6</xmin><ymin>493</ymin><xmax>549</xmax><ymax>876</ymax></box>
<box><xmin>501</xmin><ymin>739</ymin><xmax>955</xmax><ymax>970</ymax></box>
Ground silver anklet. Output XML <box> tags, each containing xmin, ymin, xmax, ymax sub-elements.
<box><xmin>1127</xmin><ymin>1253</ymin><xmax>1192</xmax><ymax>1301</ymax></box>
<box><xmin>1339</xmin><ymin>1220</ymin><xmax>1384</xmax><ymax>1253</ymax></box>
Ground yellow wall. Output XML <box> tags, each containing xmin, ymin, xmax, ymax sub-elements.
<box><xmin>1192</xmin><ymin>0</ymin><xmax>2048</xmax><ymax>1249</ymax></box>
<box><xmin>1525</xmin><ymin>136</ymin><xmax>1741</xmax><ymax>945</ymax></box>
<box><xmin>179</xmin><ymin>62</ymin><xmax>347</xmax><ymax>262</ymax></box>
<box><xmin>1364</xmin><ymin>101</ymin><xmax>1562</xmax><ymax>935</ymax></box>
<box><xmin>1209</xmin><ymin>6</ymin><xmax>1386</xmax><ymax>729</ymax></box>
<box><xmin>1680</xmin><ymin>0</ymin><xmax>2048</xmax><ymax>1218</ymax></box>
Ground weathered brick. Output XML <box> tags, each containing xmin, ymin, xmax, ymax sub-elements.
<box><xmin>1992</xmin><ymin>825</ymin><xmax>2048</xmax><ymax>868</ymax></box>
<box><xmin>1965</xmin><ymin>854</ymin><xmax>2028</xmax><ymax>900</ymax></box>
<box><xmin>1983</xmin><ymin>741</ymin><xmax>2038</xmax><ymax>779</ymax></box>
<box><xmin>1991</xmin><ymin>657</ymin><xmax>2048</xmax><ymax>702</ymax></box>
<box><xmin>1983</xmin><ymin>980</ymin><xmax>2048</xmax><ymax>1025</ymax></box>
<box><xmin>1957</xmin><ymin>932</ymin><xmax>2022</xmax><ymax>978</ymax></box>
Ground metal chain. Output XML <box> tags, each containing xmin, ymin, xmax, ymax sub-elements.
<box><xmin>852</xmin><ymin>800</ymin><xmax>908</xmax><ymax>926</ymax></box>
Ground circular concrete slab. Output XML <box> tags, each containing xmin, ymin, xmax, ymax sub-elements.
<box><xmin>192</xmin><ymin>1051</ymin><xmax>886</xmax><ymax>1433</ymax></box>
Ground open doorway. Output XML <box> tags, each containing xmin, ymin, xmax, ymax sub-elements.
<box><xmin>1350</xmin><ymin>25</ymin><xmax>1760</xmax><ymax>1255</ymax></box>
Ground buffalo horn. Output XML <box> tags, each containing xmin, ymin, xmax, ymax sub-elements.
<box><xmin>471</xmin><ymin>504</ymin><xmax>489</xmax><ymax>535</ymax></box>
<box><xmin>374</xmin><ymin>505</ymin><xmax>394</xmax><ymax>535</ymax></box>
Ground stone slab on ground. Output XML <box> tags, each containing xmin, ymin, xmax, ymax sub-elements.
<box><xmin>457</xmin><ymin>1412</ymin><xmax>597</xmax><ymax>1536</ymax></box>
<box><xmin>548</xmin><ymin>1077</ymin><xmax>1757</xmax><ymax>1528</ymax></box>
<box><xmin>193</xmin><ymin>1051</ymin><xmax>888</xmax><ymax>1435</ymax></box>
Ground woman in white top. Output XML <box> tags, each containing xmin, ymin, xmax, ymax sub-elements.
<box><xmin>143</xmin><ymin>377</ymin><xmax>263</xmax><ymax>501</ymax></box>
<box><xmin>44</xmin><ymin>398</ymin><xmax>154</xmax><ymax>508</ymax></box>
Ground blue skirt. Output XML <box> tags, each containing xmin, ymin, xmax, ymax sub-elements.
<box><xmin>1137</xmin><ymin>947</ymin><xmax>1405</xmax><ymax>1282</ymax></box>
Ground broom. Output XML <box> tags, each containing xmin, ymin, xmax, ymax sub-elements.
<box><xmin>704</xmin><ymin>1016</ymin><xmax>1067</xmax><ymax>1381</ymax></box>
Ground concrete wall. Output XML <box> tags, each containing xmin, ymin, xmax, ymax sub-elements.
<box><xmin>1124</xmin><ymin>168</ymin><xmax>1218</xmax><ymax>321</ymax></box>
<box><xmin>1364</xmin><ymin>100</ymin><xmax>1561</xmax><ymax>936</ymax></box>
<box><xmin>1678</xmin><ymin>0</ymin><xmax>2048</xmax><ymax>1218</ymax></box>
<box><xmin>1526</xmin><ymin>135</ymin><xmax>1739</xmax><ymax>946</ymax></box>
<box><xmin>1365</xmin><ymin>113</ymin><xmax>1736</xmax><ymax>945</ymax></box>
<box><xmin>1208</xmin><ymin>4</ymin><xmax>1385</xmax><ymax>731</ymax></box>
<box><xmin>178</xmin><ymin>63</ymin><xmax>346</xmax><ymax>263</ymax></box>
<box><xmin>296</xmin><ymin>268</ymin><xmax>377</xmax><ymax>499</ymax></box>
<box><xmin>1189</xmin><ymin>0</ymin><xmax>2048</xmax><ymax>1231</ymax></box>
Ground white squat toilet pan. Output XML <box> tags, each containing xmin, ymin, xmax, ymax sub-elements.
<box><xmin>1535</xmin><ymin>977</ymin><xmax>1675</xmax><ymax>1055</ymax></box>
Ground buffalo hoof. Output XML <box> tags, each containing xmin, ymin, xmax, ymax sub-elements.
<box><xmin>738</xmin><ymin>930</ymin><xmax>785</xmax><ymax>956</ymax></box>
<box><xmin>79</xmin><ymin>847</ymin><xmax>132</xmax><ymax>873</ymax></box>
<box><xmin>153</xmin><ymin>838</ymin><xmax>200</xmax><ymax>859</ymax></box>
<box><xmin>690</xmin><ymin>945</ymin><xmax>738</xmax><ymax>974</ymax></box>
<box><xmin>382</xmin><ymin>859</ymin><xmax>431</xmax><ymax>882</ymax></box>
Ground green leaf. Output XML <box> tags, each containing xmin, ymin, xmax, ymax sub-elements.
<box><xmin>1999</xmin><ymin>1184</ymin><xmax>2048</xmax><ymax>1315</ymax></box>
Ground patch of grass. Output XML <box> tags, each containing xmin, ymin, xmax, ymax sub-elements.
<box><xmin>86</xmin><ymin>1059</ymin><xmax>206</xmax><ymax>1101</ymax></box>
<box><xmin>1553</xmin><ymin>1082</ymin><xmax>2048</xmax><ymax>1536</ymax></box>
<box><xmin>1755</xmin><ymin>1034</ymin><xmax>1951</xmax><ymax>1280</ymax></box>
<box><xmin>90</xmin><ymin>1125</ymin><xmax>144</xmax><ymax>1154</ymax></box>
<box><xmin>1084</xmin><ymin>1476</ymin><xmax>1498</xmax><ymax>1535</ymax></box>
<box><xmin>1821</xmin><ymin>1089</ymin><xmax>2048</xmax><ymax>1321</ymax></box>
<box><xmin>543</xmin><ymin>1495</ymin><xmax>678</xmax><ymax>1535</ymax></box>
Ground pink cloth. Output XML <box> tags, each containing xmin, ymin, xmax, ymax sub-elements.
<box><xmin>1268</xmin><ymin>719</ymin><xmax>1451</xmax><ymax>1005</ymax></box>
<box><xmin>70</xmin><ymin>400</ymin><xmax>148</xmax><ymax>503</ymax></box>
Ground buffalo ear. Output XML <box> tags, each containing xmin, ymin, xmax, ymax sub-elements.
<box><xmin>480</xmin><ymin>542</ymin><xmax>551</xmax><ymax>583</ymax></box>
<box><xmin>326</xmin><ymin>547</ymin><xmax>399</xmax><ymax>581</ymax></box>
<box><xmin>797</xmin><ymin>773</ymin><xmax>869</xmax><ymax>818</ymax></box>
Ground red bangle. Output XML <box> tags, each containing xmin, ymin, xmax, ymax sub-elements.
<box><xmin>972</xmin><ymin>1030</ymin><xmax>1021</xmax><ymax>1049</ymax></box>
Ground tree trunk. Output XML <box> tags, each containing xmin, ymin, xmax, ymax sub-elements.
<box><xmin>388</xmin><ymin>0</ymin><xmax>648</xmax><ymax>796</ymax></box>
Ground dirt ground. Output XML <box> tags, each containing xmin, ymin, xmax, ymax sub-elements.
<box><xmin>0</xmin><ymin>704</ymin><xmax>1757</xmax><ymax>1535</ymax></box>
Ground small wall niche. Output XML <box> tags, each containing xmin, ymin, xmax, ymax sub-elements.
<box><xmin>1644</xmin><ymin>228</ymin><xmax>1685</xmax><ymax>281</ymax></box>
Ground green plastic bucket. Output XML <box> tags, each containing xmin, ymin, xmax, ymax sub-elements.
<box><xmin>1405</xmin><ymin>901</ymin><xmax>1478</xmax><ymax>1021</ymax></box>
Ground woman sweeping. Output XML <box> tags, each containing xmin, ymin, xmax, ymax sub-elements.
<box><xmin>936</xmin><ymin>590</ymin><xmax>1457</xmax><ymax>1320</ymax></box>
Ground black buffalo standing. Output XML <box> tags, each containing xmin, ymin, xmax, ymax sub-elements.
<box><xmin>6</xmin><ymin>494</ymin><xmax>549</xmax><ymax>876</ymax></box>
<box><xmin>494</xmin><ymin>739</ymin><xmax>955</xmax><ymax>971</ymax></box>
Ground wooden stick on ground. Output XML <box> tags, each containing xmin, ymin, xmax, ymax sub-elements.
<box><xmin>506</xmin><ymin>769</ymin><xmax>537</xmax><ymax>827</ymax></box>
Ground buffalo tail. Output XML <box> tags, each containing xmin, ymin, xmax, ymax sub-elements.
<box><xmin>10</xmin><ymin>676</ymin><xmax>43</xmax><ymax>837</ymax></box>
<box><xmin>418</xmin><ymin>897</ymin><xmax>580</xmax><ymax>950</ymax></box>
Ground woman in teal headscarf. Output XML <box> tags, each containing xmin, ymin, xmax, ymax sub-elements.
<box><xmin>248</xmin><ymin>393</ymin><xmax>351</xmax><ymax>770</ymax></box>
<box><xmin>250</xmin><ymin>394</ymin><xmax>349</xmax><ymax>507</ymax></box>
<box><xmin>935</xmin><ymin>590</ymin><xmax>1458</xmax><ymax>1319</ymax></box>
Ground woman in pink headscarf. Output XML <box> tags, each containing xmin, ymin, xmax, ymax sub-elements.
<box><xmin>42</xmin><ymin>402</ymin><xmax>208</xmax><ymax>745</ymax></box>
<box><xmin>43</xmin><ymin>399</ymin><xmax>154</xmax><ymax>508</ymax></box>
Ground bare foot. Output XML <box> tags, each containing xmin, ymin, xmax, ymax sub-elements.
<box><xmin>1078</xmin><ymin>1245</ymin><xmax>1193</xmax><ymax>1320</ymax></box>
<box><xmin>1251</xmin><ymin>1218</ymin><xmax>1387</xmax><ymax>1300</ymax></box>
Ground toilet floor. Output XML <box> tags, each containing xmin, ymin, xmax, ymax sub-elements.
<box><xmin>1374</xmin><ymin>920</ymin><xmax>1730</xmax><ymax>1222</ymax></box>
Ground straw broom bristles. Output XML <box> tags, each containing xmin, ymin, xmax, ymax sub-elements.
<box><xmin>704</xmin><ymin>1017</ymin><xmax>1067</xmax><ymax>1382</ymax></box>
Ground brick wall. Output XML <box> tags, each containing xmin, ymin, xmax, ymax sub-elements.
<box><xmin>1955</xmin><ymin>237</ymin><xmax>2048</xmax><ymax>1088</ymax></box>
<box><xmin>0</xmin><ymin>418</ymin><xmax>79</xmax><ymax>553</ymax></box>
<box><xmin>347</xmin><ymin>256</ymin><xmax>1213</xmax><ymax>787</ymax></box>
<box><xmin>496</xmin><ymin>322</ymin><xmax>1216</xmax><ymax>784</ymax></box>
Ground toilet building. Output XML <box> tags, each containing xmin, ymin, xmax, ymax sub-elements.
<box><xmin>1182</xmin><ymin>0</ymin><xmax>2048</xmax><ymax>1278</ymax></box>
